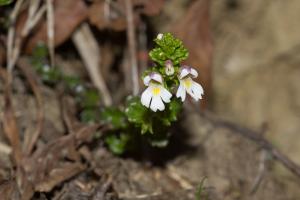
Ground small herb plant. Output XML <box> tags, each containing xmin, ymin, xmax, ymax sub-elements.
<box><xmin>195</xmin><ymin>178</ymin><xmax>208</xmax><ymax>200</ymax></box>
<box><xmin>102</xmin><ymin>33</ymin><xmax>204</xmax><ymax>154</ymax></box>
<box><xmin>31</xmin><ymin>33</ymin><xmax>204</xmax><ymax>155</ymax></box>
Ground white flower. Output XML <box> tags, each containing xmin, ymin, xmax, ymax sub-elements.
<box><xmin>176</xmin><ymin>66</ymin><xmax>204</xmax><ymax>102</ymax></box>
<box><xmin>165</xmin><ymin>60</ymin><xmax>174</xmax><ymax>76</ymax></box>
<box><xmin>157</xmin><ymin>33</ymin><xmax>163</xmax><ymax>40</ymax></box>
<box><xmin>141</xmin><ymin>73</ymin><xmax>172</xmax><ymax>112</ymax></box>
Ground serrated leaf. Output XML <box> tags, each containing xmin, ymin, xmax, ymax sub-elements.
<box><xmin>80</xmin><ymin>108</ymin><xmax>99</xmax><ymax>123</ymax></box>
<box><xmin>141</xmin><ymin>122</ymin><xmax>153</xmax><ymax>134</ymax></box>
<box><xmin>101</xmin><ymin>107</ymin><xmax>127</xmax><ymax>129</ymax></box>
<box><xmin>41</xmin><ymin>67</ymin><xmax>61</xmax><ymax>83</ymax></box>
<box><xmin>80</xmin><ymin>89</ymin><xmax>100</xmax><ymax>108</ymax></box>
<box><xmin>63</xmin><ymin>75</ymin><xmax>82</xmax><ymax>90</ymax></box>
<box><xmin>168</xmin><ymin>98</ymin><xmax>182</xmax><ymax>122</ymax></box>
<box><xmin>125</xmin><ymin>96</ymin><xmax>154</xmax><ymax>134</ymax></box>
<box><xmin>149</xmin><ymin>33</ymin><xmax>188</xmax><ymax>67</ymax></box>
<box><xmin>32</xmin><ymin>43</ymin><xmax>48</xmax><ymax>59</ymax></box>
<box><xmin>125</xmin><ymin>96</ymin><xmax>147</xmax><ymax>124</ymax></box>
<box><xmin>105</xmin><ymin>134</ymin><xmax>129</xmax><ymax>155</ymax></box>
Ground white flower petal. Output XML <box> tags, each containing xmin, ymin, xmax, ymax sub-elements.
<box><xmin>192</xmin><ymin>81</ymin><xmax>204</xmax><ymax>99</ymax></box>
<box><xmin>141</xmin><ymin>87</ymin><xmax>152</xmax><ymax>107</ymax></box>
<box><xmin>186</xmin><ymin>81</ymin><xmax>204</xmax><ymax>101</ymax></box>
<box><xmin>143</xmin><ymin>75</ymin><xmax>151</xmax><ymax>86</ymax></box>
<box><xmin>176</xmin><ymin>82</ymin><xmax>186</xmax><ymax>102</ymax></box>
<box><xmin>150</xmin><ymin>96</ymin><xmax>165</xmax><ymax>112</ymax></box>
<box><xmin>151</xmin><ymin>73</ymin><xmax>163</xmax><ymax>84</ymax></box>
<box><xmin>190</xmin><ymin>68</ymin><xmax>198</xmax><ymax>78</ymax></box>
<box><xmin>179</xmin><ymin>68</ymin><xmax>189</xmax><ymax>79</ymax></box>
<box><xmin>160</xmin><ymin>86</ymin><xmax>172</xmax><ymax>103</ymax></box>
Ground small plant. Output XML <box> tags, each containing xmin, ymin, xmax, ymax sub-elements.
<box><xmin>195</xmin><ymin>177</ymin><xmax>208</xmax><ymax>200</ymax></box>
<box><xmin>102</xmin><ymin>33</ymin><xmax>204</xmax><ymax>154</ymax></box>
<box><xmin>31</xmin><ymin>43</ymin><xmax>102</xmax><ymax>124</ymax></box>
<box><xmin>31</xmin><ymin>33</ymin><xmax>205</xmax><ymax>155</ymax></box>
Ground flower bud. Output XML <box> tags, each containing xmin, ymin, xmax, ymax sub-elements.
<box><xmin>157</xmin><ymin>33</ymin><xmax>163</xmax><ymax>40</ymax></box>
<box><xmin>165</xmin><ymin>60</ymin><xmax>174</xmax><ymax>76</ymax></box>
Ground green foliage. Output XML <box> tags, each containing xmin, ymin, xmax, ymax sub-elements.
<box><xmin>80</xmin><ymin>108</ymin><xmax>99</xmax><ymax>123</ymax></box>
<box><xmin>125</xmin><ymin>96</ymin><xmax>153</xmax><ymax>134</ymax></box>
<box><xmin>0</xmin><ymin>0</ymin><xmax>13</xmax><ymax>6</ymax></box>
<box><xmin>32</xmin><ymin>43</ymin><xmax>48</xmax><ymax>59</ymax></box>
<box><xmin>101</xmin><ymin>107</ymin><xmax>127</xmax><ymax>129</ymax></box>
<box><xmin>31</xmin><ymin>43</ymin><xmax>102</xmax><ymax>124</ymax></box>
<box><xmin>31</xmin><ymin>43</ymin><xmax>61</xmax><ymax>84</ymax></box>
<box><xmin>30</xmin><ymin>33</ymin><xmax>190</xmax><ymax>155</ymax></box>
<box><xmin>99</xmin><ymin>95</ymin><xmax>182</xmax><ymax>153</ymax></box>
<box><xmin>63</xmin><ymin>75</ymin><xmax>82</xmax><ymax>91</ymax></box>
<box><xmin>101</xmin><ymin>33</ymin><xmax>188</xmax><ymax>154</ymax></box>
<box><xmin>195</xmin><ymin>178</ymin><xmax>208</xmax><ymax>200</ymax></box>
<box><xmin>78</xmin><ymin>88</ymin><xmax>100</xmax><ymax>108</ymax></box>
<box><xmin>105</xmin><ymin>133</ymin><xmax>130</xmax><ymax>155</ymax></box>
<box><xmin>125</xmin><ymin>96</ymin><xmax>182</xmax><ymax>135</ymax></box>
<box><xmin>149</xmin><ymin>33</ymin><xmax>188</xmax><ymax>66</ymax></box>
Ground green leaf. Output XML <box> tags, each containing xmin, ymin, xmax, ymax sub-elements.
<box><xmin>125</xmin><ymin>96</ymin><xmax>145</xmax><ymax>124</ymax></box>
<box><xmin>63</xmin><ymin>75</ymin><xmax>82</xmax><ymax>90</ymax></box>
<box><xmin>0</xmin><ymin>0</ymin><xmax>13</xmax><ymax>6</ymax></box>
<box><xmin>105</xmin><ymin>134</ymin><xmax>130</xmax><ymax>155</ymax></box>
<box><xmin>146</xmin><ymin>123</ymin><xmax>170</xmax><ymax>147</ymax></box>
<box><xmin>141</xmin><ymin>121</ymin><xmax>153</xmax><ymax>134</ymax></box>
<box><xmin>101</xmin><ymin>107</ymin><xmax>127</xmax><ymax>129</ymax></box>
<box><xmin>32</xmin><ymin>43</ymin><xmax>48</xmax><ymax>59</ymax></box>
<box><xmin>195</xmin><ymin>177</ymin><xmax>207</xmax><ymax>200</ymax></box>
<box><xmin>40</xmin><ymin>66</ymin><xmax>61</xmax><ymax>83</ymax></box>
<box><xmin>125</xmin><ymin>96</ymin><xmax>153</xmax><ymax>134</ymax></box>
<box><xmin>168</xmin><ymin>98</ymin><xmax>182</xmax><ymax>122</ymax></box>
<box><xmin>80</xmin><ymin>108</ymin><xmax>99</xmax><ymax>123</ymax></box>
<box><xmin>31</xmin><ymin>43</ymin><xmax>62</xmax><ymax>84</ymax></box>
<box><xmin>149</xmin><ymin>33</ymin><xmax>188</xmax><ymax>66</ymax></box>
<box><xmin>80</xmin><ymin>89</ymin><xmax>100</xmax><ymax>108</ymax></box>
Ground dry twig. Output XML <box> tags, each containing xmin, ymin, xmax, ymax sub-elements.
<box><xmin>7</xmin><ymin>0</ymin><xmax>46</xmax><ymax>78</ymax></box>
<box><xmin>138</xmin><ymin>22</ymin><xmax>148</xmax><ymax>73</ymax></box>
<box><xmin>0</xmin><ymin>68</ymin><xmax>22</xmax><ymax>165</ymax></box>
<box><xmin>125</xmin><ymin>0</ymin><xmax>139</xmax><ymax>95</ymax></box>
<box><xmin>46</xmin><ymin>0</ymin><xmax>55</xmax><ymax>67</ymax></box>
<box><xmin>199</xmin><ymin>110</ymin><xmax>300</xmax><ymax>178</ymax></box>
<box><xmin>167</xmin><ymin>165</ymin><xmax>193</xmax><ymax>190</ymax></box>
<box><xmin>72</xmin><ymin>23</ymin><xmax>112</xmax><ymax>106</ymax></box>
<box><xmin>17</xmin><ymin>58</ymin><xmax>44</xmax><ymax>156</ymax></box>
<box><xmin>250</xmin><ymin>150</ymin><xmax>269</xmax><ymax>195</ymax></box>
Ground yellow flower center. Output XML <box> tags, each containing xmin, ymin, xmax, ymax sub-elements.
<box><xmin>183</xmin><ymin>78</ymin><xmax>192</xmax><ymax>89</ymax></box>
<box><xmin>152</xmin><ymin>87</ymin><xmax>161</xmax><ymax>96</ymax></box>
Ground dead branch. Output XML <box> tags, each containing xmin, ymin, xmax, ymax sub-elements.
<box><xmin>46</xmin><ymin>0</ymin><xmax>55</xmax><ymax>67</ymax></box>
<box><xmin>17</xmin><ymin>58</ymin><xmax>44</xmax><ymax>156</ymax></box>
<box><xmin>199</xmin><ymin>110</ymin><xmax>300</xmax><ymax>178</ymax></box>
<box><xmin>125</xmin><ymin>0</ymin><xmax>139</xmax><ymax>95</ymax></box>
<box><xmin>6</xmin><ymin>0</ymin><xmax>25</xmax><ymax>74</ymax></box>
<box><xmin>72</xmin><ymin>23</ymin><xmax>112</xmax><ymax>106</ymax></box>
<box><xmin>250</xmin><ymin>150</ymin><xmax>269</xmax><ymax>195</ymax></box>
<box><xmin>7</xmin><ymin>0</ymin><xmax>46</xmax><ymax>78</ymax></box>
<box><xmin>0</xmin><ymin>68</ymin><xmax>22</xmax><ymax>166</ymax></box>
<box><xmin>138</xmin><ymin>22</ymin><xmax>148</xmax><ymax>73</ymax></box>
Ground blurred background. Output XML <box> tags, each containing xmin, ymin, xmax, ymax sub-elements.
<box><xmin>0</xmin><ymin>0</ymin><xmax>300</xmax><ymax>199</ymax></box>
